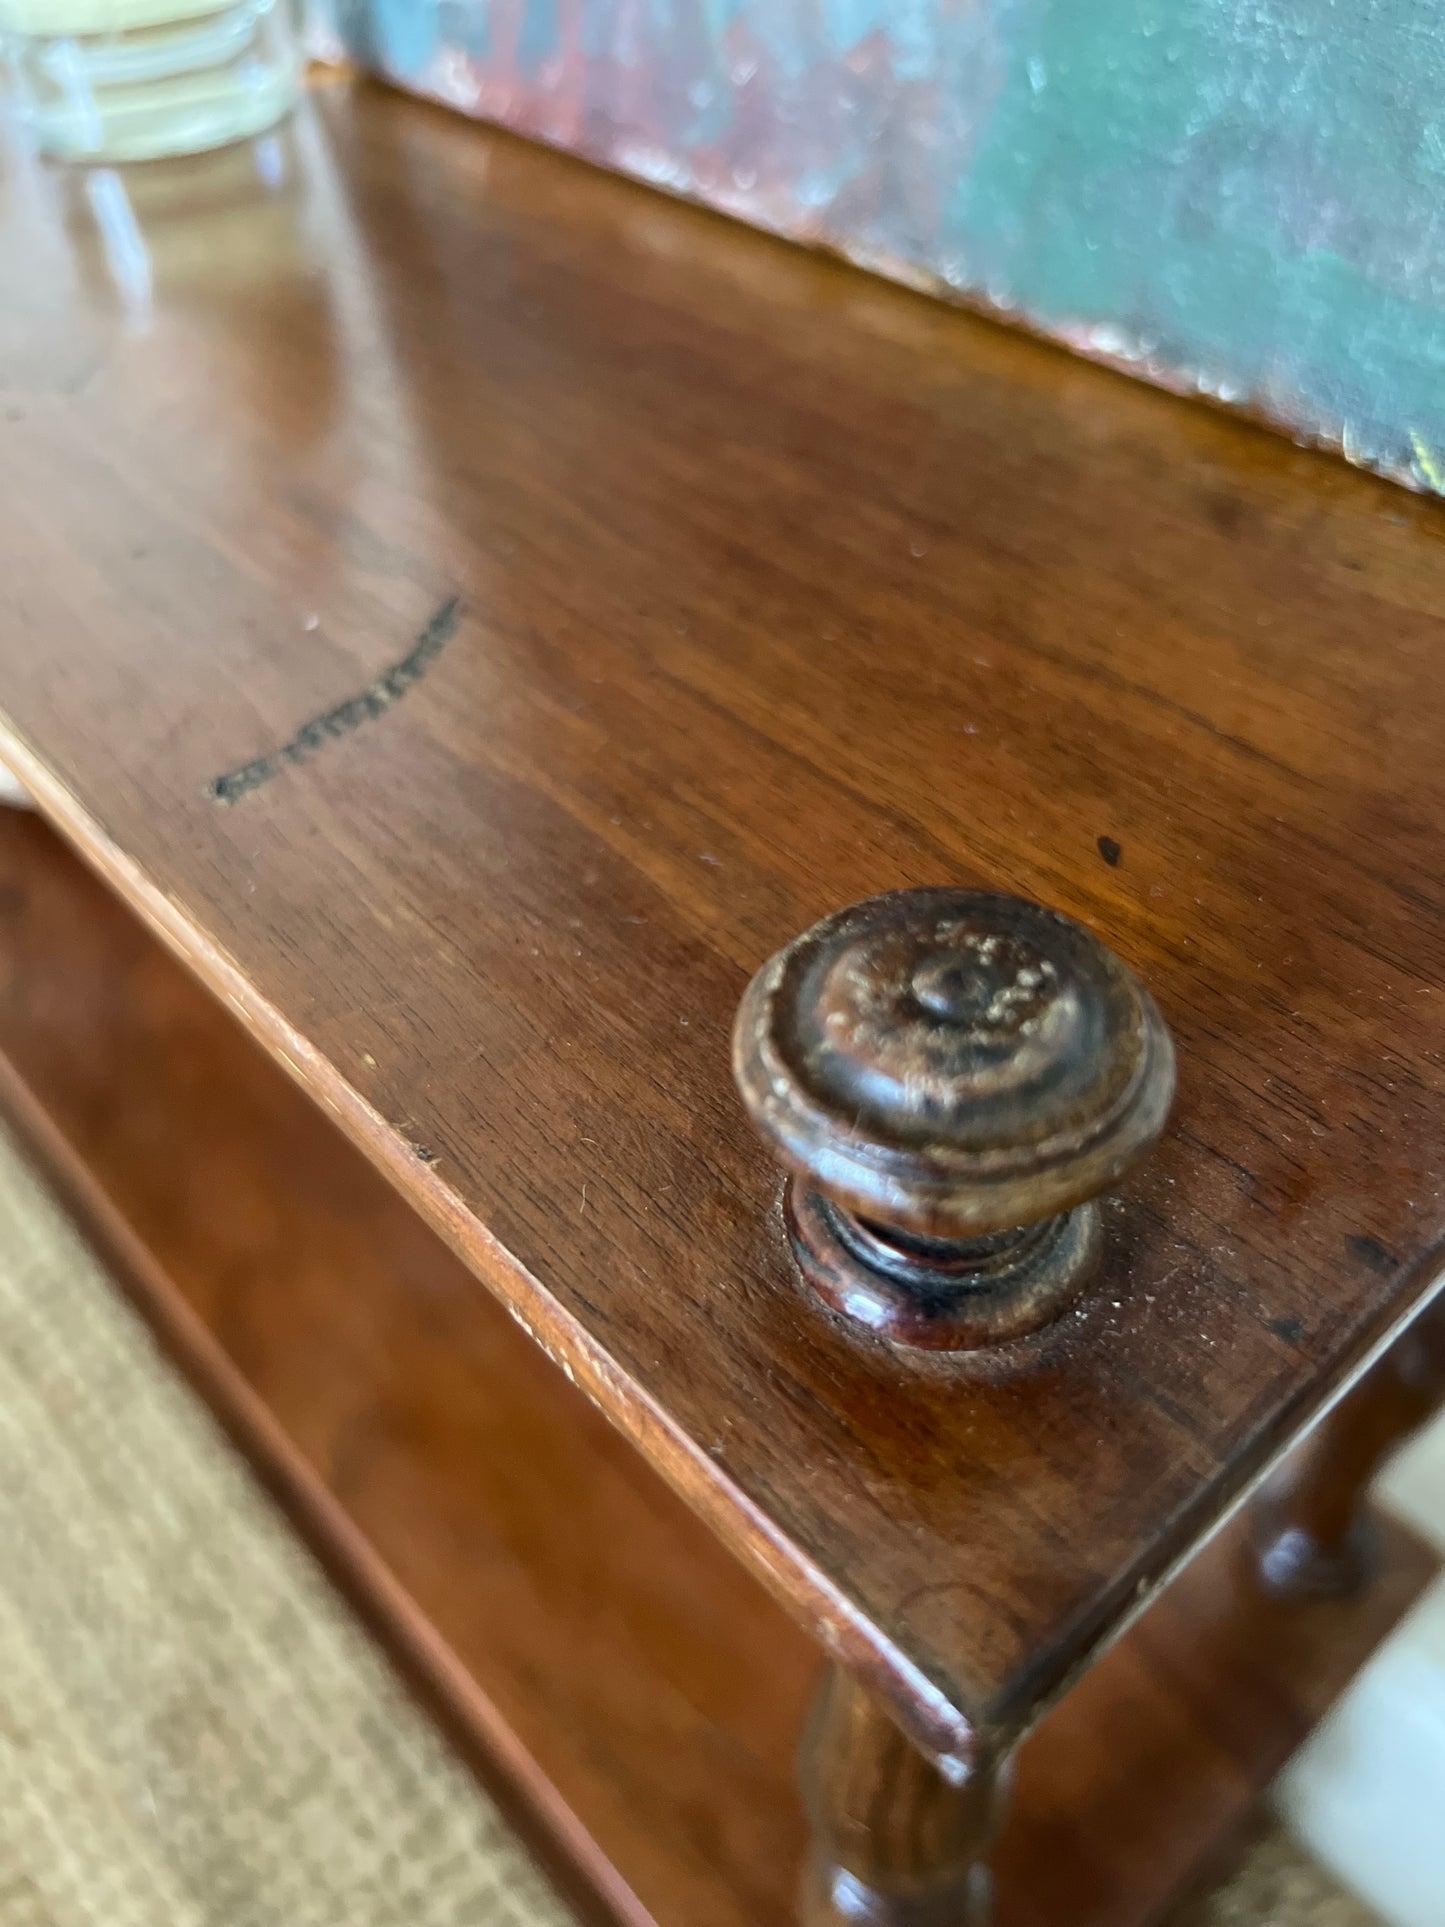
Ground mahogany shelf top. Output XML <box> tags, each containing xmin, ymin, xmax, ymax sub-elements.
<box><xmin>3</xmin><ymin>78</ymin><xmax>1445</xmax><ymax>1761</ymax></box>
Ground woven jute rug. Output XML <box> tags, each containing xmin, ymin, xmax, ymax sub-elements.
<box><xmin>0</xmin><ymin>1121</ymin><xmax>1380</xmax><ymax>1927</ymax></box>
<box><xmin>1177</xmin><ymin>1831</ymin><xmax>1382</xmax><ymax>1927</ymax></box>
<box><xmin>0</xmin><ymin>1125</ymin><xmax>575</xmax><ymax>1927</ymax></box>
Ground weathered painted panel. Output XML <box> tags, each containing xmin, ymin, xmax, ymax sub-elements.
<box><xmin>318</xmin><ymin>0</ymin><xmax>1445</xmax><ymax>493</ymax></box>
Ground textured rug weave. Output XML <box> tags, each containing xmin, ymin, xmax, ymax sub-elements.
<box><xmin>0</xmin><ymin>1125</ymin><xmax>574</xmax><ymax>1927</ymax></box>
<box><xmin>1184</xmin><ymin>1831</ymin><xmax>1382</xmax><ymax>1927</ymax></box>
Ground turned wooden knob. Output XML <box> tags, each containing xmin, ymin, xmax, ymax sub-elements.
<box><xmin>733</xmin><ymin>889</ymin><xmax>1175</xmax><ymax>1349</ymax></box>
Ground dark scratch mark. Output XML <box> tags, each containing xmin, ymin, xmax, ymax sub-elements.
<box><xmin>1097</xmin><ymin>835</ymin><xmax>1122</xmax><ymax>867</ymax></box>
<box><xmin>206</xmin><ymin>596</ymin><xmax>460</xmax><ymax>805</ymax></box>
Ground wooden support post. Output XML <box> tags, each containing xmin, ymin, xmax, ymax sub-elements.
<box><xmin>1255</xmin><ymin>1297</ymin><xmax>1445</xmax><ymax>1599</ymax></box>
<box><xmin>798</xmin><ymin>1665</ymin><xmax>1011</xmax><ymax>1927</ymax></box>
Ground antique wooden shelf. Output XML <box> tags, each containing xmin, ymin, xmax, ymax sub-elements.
<box><xmin>2</xmin><ymin>75</ymin><xmax>1444</xmax><ymax>1925</ymax></box>
<box><xmin>1</xmin><ymin>809</ymin><xmax>1431</xmax><ymax>1927</ymax></box>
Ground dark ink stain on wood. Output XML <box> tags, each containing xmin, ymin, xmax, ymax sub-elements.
<box><xmin>1207</xmin><ymin>494</ymin><xmax>1245</xmax><ymax>537</ymax></box>
<box><xmin>1269</xmin><ymin>1314</ymin><xmax>1303</xmax><ymax>1344</ymax></box>
<box><xmin>1097</xmin><ymin>835</ymin><xmax>1122</xmax><ymax>867</ymax></box>
<box><xmin>1348</xmin><ymin>1233</ymin><xmax>1397</xmax><ymax>1276</ymax></box>
<box><xmin>206</xmin><ymin>596</ymin><xmax>460</xmax><ymax>805</ymax></box>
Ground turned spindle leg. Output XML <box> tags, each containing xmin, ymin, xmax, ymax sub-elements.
<box><xmin>799</xmin><ymin>1666</ymin><xmax>1011</xmax><ymax>1927</ymax></box>
<box><xmin>1256</xmin><ymin>1298</ymin><xmax>1445</xmax><ymax>1599</ymax></box>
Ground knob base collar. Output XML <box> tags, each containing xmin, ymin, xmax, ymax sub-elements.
<box><xmin>787</xmin><ymin>1180</ymin><xmax>1100</xmax><ymax>1352</ymax></box>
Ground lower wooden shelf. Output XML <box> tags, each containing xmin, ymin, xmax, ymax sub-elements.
<box><xmin>0</xmin><ymin>808</ymin><xmax>1432</xmax><ymax>1927</ymax></box>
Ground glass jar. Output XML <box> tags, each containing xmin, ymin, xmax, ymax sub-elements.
<box><xmin>1</xmin><ymin>0</ymin><xmax>299</xmax><ymax>161</ymax></box>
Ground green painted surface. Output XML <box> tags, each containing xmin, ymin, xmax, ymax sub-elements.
<box><xmin>321</xmin><ymin>0</ymin><xmax>1445</xmax><ymax>491</ymax></box>
<box><xmin>955</xmin><ymin>1</ymin><xmax>1445</xmax><ymax>486</ymax></box>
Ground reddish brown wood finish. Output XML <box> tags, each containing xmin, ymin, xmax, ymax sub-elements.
<box><xmin>799</xmin><ymin>1666</ymin><xmax>1007</xmax><ymax>1926</ymax></box>
<box><xmin>3</xmin><ymin>83</ymin><xmax>1445</xmax><ymax>1762</ymax></box>
<box><xmin>1000</xmin><ymin>1502</ymin><xmax>1435</xmax><ymax>1927</ymax></box>
<box><xmin>0</xmin><ymin>808</ymin><xmax>816</xmax><ymax>1927</ymax></box>
<box><xmin>1254</xmin><ymin>1295</ymin><xmax>1445</xmax><ymax>1598</ymax></box>
<box><xmin>731</xmin><ymin>888</ymin><xmax>1175</xmax><ymax>1351</ymax></box>
<box><xmin>0</xmin><ymin>813</ymin><xmax>1432</xmax><ymax>1927</ymax></box>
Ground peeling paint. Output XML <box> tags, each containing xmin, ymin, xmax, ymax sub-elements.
<box><xmin>314</xmin><ymin>2</ymin><xmax>1445</xmax><ymax>495</ymax></box>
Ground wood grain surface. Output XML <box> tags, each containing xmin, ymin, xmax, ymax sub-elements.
<box><xmin>1000</xmin><ymin>1498</ymin><xmax>1435</xmax><ymax>1927</ymax></box>
<box><xmin>2</xmin><ymin>81</ymin><xmax>1445</xmax><ymax>1755</ymax></box>
<box><xmin>0</xmin><ymin>811</ymin><xmax>1432</xmax><ymax>1927</ymax></box>
<box><xmin>0</xmin><ymin>807</ymin><xmax>816</xmax><ymax>1927</ymax></box>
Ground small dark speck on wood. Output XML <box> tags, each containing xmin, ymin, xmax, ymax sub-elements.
<box><xmin>1348</xmin><ymin>1233</ymin><xmax>1396</xmax><ymax>1276</ymax></box>
<box><xmin>1097</xmin><ymin>835</ymin><xmax>1122</xmax><ymax>867</ymax></box>
<box><xmin>1269</xmin><ymin>1314</ymin><xmax>1303</xmax><ymax>1344</ymax></box>
<box><xmin>412</xmin><ymin>1143</ymin><xmax>439</xmax><ymax>1164</ymax></box>
<box><xmin>206</xmin><ymin>595</ymin><xmax>461</xmax><ymax>805</ymax></box>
